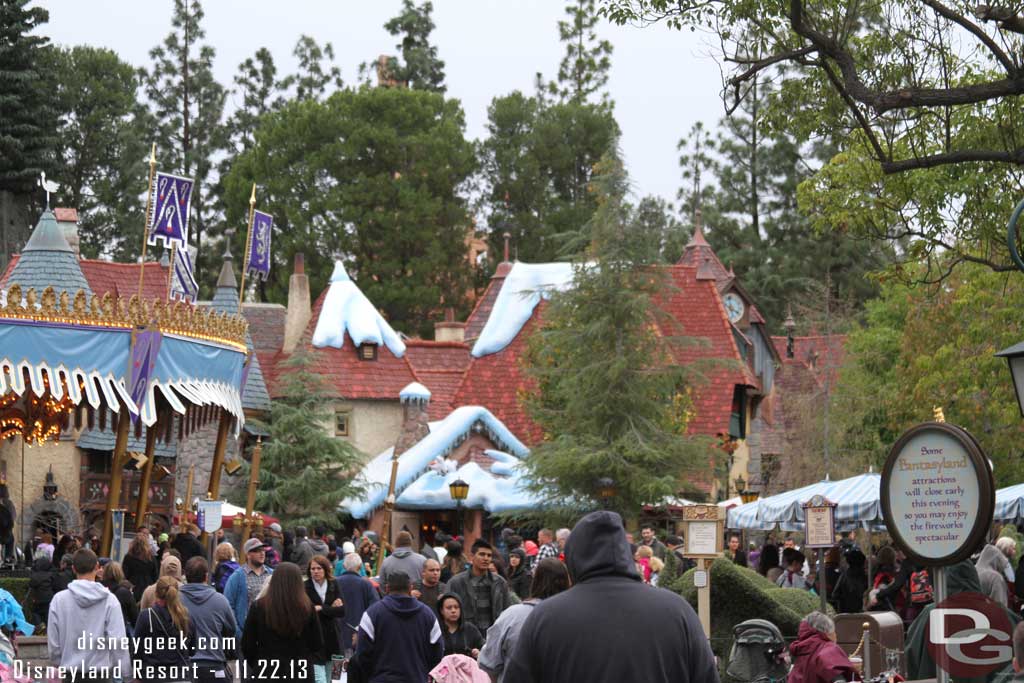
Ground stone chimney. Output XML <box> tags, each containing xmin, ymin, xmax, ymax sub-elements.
<box><xmin>434</xmin><ymin>307</ymin><xmax>465</xmax><ymax>343</ymax></box>
<box><xmin>395</xmin><ymin>383</ymin><xmax>431</xmax><ymax>456</ymax></box>
<box><xmin>282</xmin><ymin>253</ymin><xmax>311</xmax><ymax>353</ymax></box>
<box><xmin>53</xmin><ymin>208</ymin><xmax>80</xmax><ymax>257</ymax></box>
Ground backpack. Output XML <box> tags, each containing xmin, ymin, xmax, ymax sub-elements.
<box><xmin>910</xmin><ymin>568</ymin><xmax>933</xmax><ymax>604</ymax></box>
<box><xmin>213</xmin><ymin>561</ymin><xmax>239</xmax><ymax>593</ymax></box>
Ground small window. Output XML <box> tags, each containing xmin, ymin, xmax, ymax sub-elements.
<box><xmin>359</xmin><ymin>343</ymin><xmax>378</xmax><ymax>361</ymax></box>
<box><xmin>335</xmin><ymin>411</ymin><xmax>351</xmax><ymax>437</ymax></box>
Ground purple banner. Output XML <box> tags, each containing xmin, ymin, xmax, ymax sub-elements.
<box><xmin>170</xmin><ymin>243</ymin><xmax>198</xmax><ymax>303</ymax></box>
<box><xmin>128</xmin><ymin>329</ymin><xmax>162</xmax><ymax>422</ymax></box>
<box><xmin>246</xmin><ymin>210</ymin><xmax>273</xmax><ymax>280</ymax></box>
<box><xmin>147</xmin><ymin>172</ymin><xmax>194</xmax><ymax>249</ymax></box>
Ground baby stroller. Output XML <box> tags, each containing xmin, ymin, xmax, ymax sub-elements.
<box><xmin>725</xmin><ymin>619</ymin><xmax>789</xmax><ymax>682</ymax></box>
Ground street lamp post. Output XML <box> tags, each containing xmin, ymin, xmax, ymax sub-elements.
<box><xmin>449</xmin><ymin>478</ymin><xmax>469</xmax><ymax>537</ymax></box>
<box><xmin>596</xmin><ymin>477</ymin><xmax>616</xmax><ymax>510</ymax></box>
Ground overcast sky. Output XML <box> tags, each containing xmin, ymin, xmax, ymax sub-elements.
<box><xmin>37</xmin><ymin>0</ymin><xmax>726</xmax><ymax>212</ymax></box>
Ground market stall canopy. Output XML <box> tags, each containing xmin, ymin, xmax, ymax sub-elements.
<box><xmin>728</xmin><ymin>473</ymin><xmax>882</xmax><ymax>530</ymax></box>
<box><xmin>995</xmin><ymin>483</ymin><xmax>1024</xmax><ymax>521</ymax></box>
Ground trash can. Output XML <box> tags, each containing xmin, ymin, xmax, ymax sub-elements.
<box><xmin>835</xmin><ymin>611</ymin><xmax>904</xmax><ymax>677</ymax></box>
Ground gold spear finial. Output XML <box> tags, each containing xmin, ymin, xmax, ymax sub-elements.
<box><xmin>149</xmin><ymin>143</ymin><xmax>156</xmax><ymax>166</ymax></box>
<box><xmin>249</xmin><ymin>183</ymin><xmax>256</xmax><ymax>206</ymax></box>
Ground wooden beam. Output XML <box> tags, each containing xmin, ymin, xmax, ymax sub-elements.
<box><xmin>100</xmin><ymin>410</ymin><xmax>130</xmax><ymax>558</ymax></box>
<box><xmin>133</xmin><ymin>422</ymin><xmax>159</xmax><ymax>531</ymax></box>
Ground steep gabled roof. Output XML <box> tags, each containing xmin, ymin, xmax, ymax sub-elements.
<box><xmin>464</xmin><ymin>264</ymin><xmax>510</xmax><ymax>342</ymax></box>
<box><xmin>404</xmin><ymin>340</ymin><xmax>471</xmax><ymax>419</ymax></box>
<box><xmin>4</xmin><ymin>211</ymin><xmax>91</xmax><ymax>297</ymax></box>
<box><xmin>265</xmin><ymin>288</ymin><xmax>418</xmax><ymax>401</ymax></box>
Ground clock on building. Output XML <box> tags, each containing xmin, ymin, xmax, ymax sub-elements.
<box><xmin>723</xmin><ymin>292</ymin><xmax>745</xmax><ymax>323</ymax></box>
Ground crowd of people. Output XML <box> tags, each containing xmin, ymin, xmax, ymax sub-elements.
<box><xmin>24</xmin><ymin>514</ymin><xmax>715</xmax><ymax>682</ymax></box>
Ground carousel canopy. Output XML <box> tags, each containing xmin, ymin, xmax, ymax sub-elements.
<box><xmin>0</xmin><ymin>211</ymin><xmax>249</xmax><ymax>442</ymax></box>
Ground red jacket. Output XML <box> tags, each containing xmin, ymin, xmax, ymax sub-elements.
<box><xmin>788</xmin><ymin>622</ymin><xmax>857</xmax><ymax>683</ymax></box>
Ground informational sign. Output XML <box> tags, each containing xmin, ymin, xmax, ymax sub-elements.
<box><xmin>881</xmin><ymin>422</ymin><xmax>994</xmax><ymax>566</ymax></box>
<box><xmin>197</xmin><ymin>500</ymin><xmax>224</xmax><ymax>533</ymax></box>
<box><xmin>683</xmin><ymin>504</ymin><xmax>725</xmax><ymax>558</ymax></box>
<box><xmin>693</xmin><ymin>570</ymin><xmax>708</xmax><ymax>588</ymax></box>
<box><xmin>803</xmin><ymin>495</ymin><xmax>836</xmax><ymax>548</ymax></box>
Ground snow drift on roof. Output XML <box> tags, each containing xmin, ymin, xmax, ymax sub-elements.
<box><xmin>312</xmin><ymin>261</ymin><xmax>406</xmax><ymax>357</ymax></box>
<box><xmin>342</xmin><ymin>405</ymin><xmax>532</xmax><ymax>518</ymax></box>
<box><xmin>399</xmin><ymin>382</ymin><xmax>431</xmax><ymax>402</ymax></box>
<box><xmin>471</xmin><ymin>262</ymin><xmax>577</xmax><ymax>358</ymax></box>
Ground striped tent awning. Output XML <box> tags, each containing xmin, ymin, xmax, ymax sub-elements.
<box><xmin>728</xmin><ymin>473</ymin><xmax>883</xmax><ymax>531</ymax></box>
<box><xmin>995</xmin><ymin>483</ymin><xmax>1024</xmax><ymax>521</ymax></box>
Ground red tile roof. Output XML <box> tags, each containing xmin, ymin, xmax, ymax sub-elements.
<box><xmin>770</xmin><ymin>334</ymin><xmax>847</xmax><ymax>389</ymax></box>
<box><xmin>464</xmin><ymin>270</ymin><xmax>507</xmax><ymax>342</ymax></box>
<box><xmin>264</xmin><ymin>290</ymin><xmax>418</xmax><ymax>400</ymax></box>
<box><xmin>54</xmin><ymin>208</ymin><xmax>79</xmax><ymax>223</ymax></box>
<box><xmin>243</xmin><ymin>303</ymin><xmax>287</xmax><ymax>354</ymax></box>
<box><xmin>1</xmin><ymin>254</ymin><xmax>169</xmax><ymax>299</ymax></box>
<box><xmin>404</xmin><ymin>340</ymin><xmax>471</xmax><ymax>419</ymax></box>
<box><xmin>655</xmin><ymin>264</ymin><xmax>756</xmax><ymax>438</ymax></box>
<box><xmin>453</xmin><ymin>312</ymin><xmax>543</xmax><ymax>445</ymax></box>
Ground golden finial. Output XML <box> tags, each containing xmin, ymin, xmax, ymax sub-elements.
<box><xmin>149</xmin><ymin>143</ymin><xmax>156</xmax><ymax>166</ymax></box>
<box><xmin>933</xmin><ymin>406</ymin><xmax>946</xmax><ymax>423</ymax></box>
<box><xmin>249</xmin><ymin>183</ymin><xmax>257</xmax><ymax>206</ymax></box>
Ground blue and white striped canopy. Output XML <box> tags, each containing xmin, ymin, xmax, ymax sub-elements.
<box><xmin>727</xmin><ymin>473</ymin><xmax>882</xmax><ymax>530</ymax></box>
<box><xmin>995</xmin><ymin>483</ymin><xmax>1024</xmax><ymax>521</ymax></box>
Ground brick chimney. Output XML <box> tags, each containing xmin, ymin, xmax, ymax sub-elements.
<box><xmin>54</xmin><ymin>208</ymin><xmax>80</xmax><ymax>257</ymax></box>
<box><xmin>434</xmin><ymin>307</ymin><xmax>465</xmax><ymax>343</ymax></box>
<box><xmin>395</xmin><ymin>383</ymin><xmax>431</xmax><ymax>456</ymax></box>
<box><xmin>282</xmin><ymin>253</ymin><xmax>311</xmax><ymax>353</ymax></box>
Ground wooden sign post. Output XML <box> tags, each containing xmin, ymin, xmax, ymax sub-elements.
<box><xmin>683</xmin><ymin>504</ymin><xmax>726</xmax><ymax>638</ymax></box>
<box><xmin>802</xmin><ymin>494</ymin><xmax>837</xmax><ymax>613</ymax></box>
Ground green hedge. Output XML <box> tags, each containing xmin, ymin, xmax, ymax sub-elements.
<box><xmin>665</xmin><ymin>559</ymin><xmax>827</xmax><ymax>666</ymax></box>
<box><xmin>0</xmin><ymin>578</ymin><xmax>30</xmax><ymax>606</ymax></box>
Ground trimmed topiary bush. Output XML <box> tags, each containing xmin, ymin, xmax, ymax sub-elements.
<box><xmin>0</xmin><ymin>578</ymin><xmax>30</xmax><ymax>605</ymax></box>
<box><xmin>665</xmin><ymin>558</ymin><xmax>828</xmax><ymax>666</ymax></box>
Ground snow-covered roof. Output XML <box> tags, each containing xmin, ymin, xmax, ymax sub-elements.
<box><xmin>312</xmin><ymin>261</ymin><xmax>406</xmax><ymax>357</ymax></box>
<box><xmin>399</xmin><ymin>382</ymin><xmax>431</xmax><ymax>402</ymax></box>
<box><xmin>342</xmin><ymin>406</ymin><xmax>535</xmax><ymax>518</ymax></box>
<box><xmin>471</xmin><ymin>262</ymin><xmax>577</xmax><ymax>357</ymax></box>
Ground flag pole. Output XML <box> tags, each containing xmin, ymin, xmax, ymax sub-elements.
<box><xmin>137</xmin><ymin>144</ymin><xmax>158</xmax><ymax>300</ymax></box>
<box><xmin>238</xmin><ymin>183</ymin><xmax>256</xmax><ymax>314</ymax></box>
<box><xmin>165</xmin><ymin>246</ymin><xmax>176</xmax><ymax>301</ymax></box>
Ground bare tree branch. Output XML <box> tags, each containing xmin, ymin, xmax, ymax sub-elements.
<box><xmin>880</xmin><ymin>147</ymin><xmax>1024</xmax><ymax>172</ymax></box>
<box><xmin>920</xmin><ymin>0</ymin><xmax>1017</xmax><ymax>74</ymax></box>
<box><xmin>975</xmin><ymin>5</ymin><xmax>1024</xmax><ymax>34</ymax></box>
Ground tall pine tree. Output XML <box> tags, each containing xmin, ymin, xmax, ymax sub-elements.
<box><xmin>381</xmin><ymin>0</ymin><xmax>446</xmax><ymax>92</ymax></box>
<box><xmin>0</xmin><ymin>0</ymin><xmax>55</xmax><ymax>267</ymax></box>
<box><xmin>144</xmin><ymin>0</ymin><xmax>226</xmax><ymax>284</ymax></box>
<box><xmin>480</xmin><ymin>0</ymin><xmax>618</xmax><ymax>264</ymax></box>
<box><xmin>522</xmin><ymin>151</ymin><xmax>708</xmax><ymax>515</ymax></box>
<box><xmin>45</xmin><ymin>46</ymin><xmax>151</xmax><ymax>261</ymax></box>
<box><xmin>278</xmin><ymin>35</ymin><xmax>343</xmax><ymax>102</ymax></box>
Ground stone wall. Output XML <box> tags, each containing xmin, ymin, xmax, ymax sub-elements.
<box><xmin>175</xmin><ymin>424</ymin><xmax>247</xmax><ymax>508</ymax></box>
<box><xmin>0</xmin><ymin>435</ymin><xmax>82</xmax><ymax>544</ymax></box>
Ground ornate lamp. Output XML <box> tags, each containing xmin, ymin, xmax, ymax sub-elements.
<box><xmin>449</xmin><ymin>478</ymin><xmax>469</xmax><ymax>537</ymax></box>
<box><xmin>596</xmin><ymin>477</ymin><xmax>617</xmax><ymax>509</ymax></box>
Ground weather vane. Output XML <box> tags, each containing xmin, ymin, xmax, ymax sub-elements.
<box><xmin>38</xmin><ymin>172</ymin><xmax>59</xmax><ymax>211</ymax></box>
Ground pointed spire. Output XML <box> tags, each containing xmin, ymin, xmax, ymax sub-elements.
<box><xmin>696</xmin><ymin>255</ymin><xmax>716</xmax><ymax>281</ymax></box>
<box><xmin>216</xmin><ymin>231</ymin><xmax>237</xmax><ymax>290</ymax></box>
<box><xmin>685</xmin><ymin>207</ymin><xmax>710</xmax><ymax>249</ymax></box>
<box><xmin>8</xmin><ymin>211</ymin><xmax>91</xmax><ymax>297</ymax></box>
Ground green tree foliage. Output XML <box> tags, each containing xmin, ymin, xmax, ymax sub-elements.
<box><xmin>144</xmin><ymin>0</ymin><xmax>226</xmax><ymax>282</ymax></box>
<box><xmin>831</xmin><ymin>264</ymin><xmax>1024</xmax><ymax>485</ymax></box>
<box><xmin>678</xmin><ymin>81</ymin><xmax>892</xmax><ymax>326</ymax></box>
<box><xmin>0</xmin><ymin>0</ymin><xmax>54</xmax><ymax>195</ymax></box>
<box><xmin>551</xmin><ymin>0</ymin><xmax>613</xmax><ymax>104</ymax></box>
<box><xmin>224</xmin><ymin>47</ymin><xmax>279</xmax><ymax>158</ymax></box>
<box><xmin>631</xmin><ymin>195</ymin><xmax>687</xmax><ymax>263</ymax></box>
<box><xmin>44</xmin><ymin>46</ymin><xmax>151</xmax><ymax>261</ymax></box>
<box><xmin>242</xmin><ymin>352</ymin><xmax>364</xmax><ymax>529</ymax></box>
<box><xmin>521</xmin><ymin>152</ymin><xmax>710</xmax><ymax>515</ymax></box>
<box><xmin>601</xmin><ymin>0</ymin><xmax>1024</xmax><ymax>283</ymax></box>
<box><xmin>278</xmin><ymin>35</ymin><xmax>344</xmax><ymax>102</ymax></box>
<box><xmin>224</xmin><ymin>87</ymin><xmax>476</xmax><ymax>335</ymax></box>
<box><xmin>381</xmin><ymin>0</ymin><xmax>446</xmax><ymax>93</ymax></box>
<box><xmin>480</xmin><ymin>0</ymin><xmax>619</xmax><ymax>264</ymax></box>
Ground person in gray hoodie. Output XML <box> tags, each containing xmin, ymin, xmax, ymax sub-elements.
<box><xmin>47</xmin><ymin>548</ymin><xmax>132</xmax><ymax>681</ymax></box>
<box><xmin>179</xmin><ymin>556</ymin><xmax>238</xmax><ymax>681</ymax></box>
<box><xmin>380</xmin><ymin>530</ymin><xmax>426</xmax><ymax>587</ymax></box>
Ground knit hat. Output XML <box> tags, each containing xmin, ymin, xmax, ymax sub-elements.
<box><xmin>158</xmin><ymin>533</ymin><xmax>169</xmax><ymax>543</ymax></box>
<box><xmin>523</xmin><ymin>540</ymin><xmax>539</xmax><ymax>557</ymax></box>
<box><xmin>160</xmin><ymin>554</ymin><xmax>182</xmax><ymax>580</ymax></box>
<box><xmin>342</xmin><ymin>541</ymin><xmax>356</xmax><ymax>555</ymax></box>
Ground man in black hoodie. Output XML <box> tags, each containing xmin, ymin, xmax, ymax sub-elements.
<box><xmin>504</xmin><ymin>511</ymin><xmax>719</xmax><ymax>683</ymax></box>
